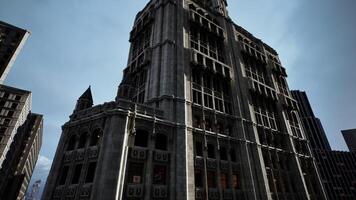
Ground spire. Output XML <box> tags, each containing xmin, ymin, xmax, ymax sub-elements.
<box><xmin>74</xmin><ymin>86</ymin><xmax>93</xmax><ymax>113</ymax></box>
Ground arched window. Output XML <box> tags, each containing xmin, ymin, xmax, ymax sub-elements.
<box><xmin>134</xmin><ymin>130</ymin><xmax>149</xmax><ymax>147</ymax></box>
<box><xmin>67</xmin><ymin>135</ymin><xmax>77</xmax><ymax>151</ymax></box>
<box><xmin>155</xmin><ymin>133</ymin><xmax>168</xmax><ymax>150</ymax></box>
<box><xmin>90</xmin><ymin>129</ymin><xmax>102</xmax><ymax>146</ymax></box>
<box><xmin>77</xmin><ymin>133</ymin><xmax>87</xmax><ymax>149</ymax></box>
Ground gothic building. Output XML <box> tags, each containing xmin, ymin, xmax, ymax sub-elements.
<box><xmin>43</xmin><ymin>0</ymin><xmax>327</xmax><ymax>199</ymax></box>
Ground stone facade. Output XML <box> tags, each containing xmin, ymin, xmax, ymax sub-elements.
<box><xmin>43</xmin><ymin>0</ymin><xmax>327</xmax><ymax>199</ymax></box>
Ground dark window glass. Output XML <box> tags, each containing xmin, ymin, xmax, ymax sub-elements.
<box><xmin>90</xmin><ymin>130</ymin><xmax>101</xmax><ymax>146</ymax></box>
<box><xmin>15</xmin><ymin>95</ymin><xmax>21</xmax><ymax>101</ymax></box>
<box><xmin>195</xmin><ymin>141</ymin><xmax>203</xmax><ymax>156</ymax></box>
<box><xmin>10</xmin><ymin>103</ymin><xmax>18</xmax><ymax>109</ymax></box>
<box><xmin>155</xmin><ymin>133</ymin><xmax>167</xmax><ymax>150</ymax></box>
<box><xmin>77</xmin><ymin>134</ymin><xmax>87</xmax><ymax>149</ymax></box>
<box><xmin>134</xmin><ymin>130</ymin><xmax>149</xmax><ymax>147</ymax></box>
<box><xmin>153</xmin><ymin>165</ymin><xmax>167</xmax><ymax>185</ymax></box>
<box><xmin>220</xmin><ymin>173</ymin><xmax>228</xmax><ymax>189</ymax></box>
<box><xmin>232</xmin><ymin>174</ymin><xmax>239</xmax><ymax>189</ymax></box>
<box><xmin>7</xmin><ymin>111</ymin><xmax>14</xmax><ymax>117</ymax></box>
<box><xmin>207</xmin><ymin>171</ymin><xmax>216</xmax><ymax>188</ymax></box>
<box><xmin>195</xmin><ymin>170</ymin><xmax>203</xmax><ymax>187</ymax></box>
<box><xmin>85</xmin><ymin>162</ymin><xmax>97</xmax><ymax>183</ymax></box>
<box><xmin>128</xmin><ymin>162</ymin><xmax>144</xmax><ymax>184</ymax></box>
<box><xmin>71</xmin><ymin>164</ymin><xmax>83</xmax><ymax>184</ymax></box>
<box><xmin>220</xmin><ymin>147</ymin><xmax>227</xmax><ymax>160</ymax></box>
<box><xmin>67</xmin><ymin>136</ymin><xmax>76</xmax><ymax>151</ymax></box>
<box><xmin>207</xmin><ymin>144</ymin><xmax>215</xmax><ymax>158</ymax></box>
<box><xmin>230</xmin><ymin>148</ymin><xmax>237</xmax><ymax>162</ymax></box>
<box><xmin>59</xmin><ymin>166</ymin><xmax>69</xmax><ymax>185</ymax></box>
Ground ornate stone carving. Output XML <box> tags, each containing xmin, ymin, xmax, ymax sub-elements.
<box><xmin>208</xmin><ymin>188</ymin><xmax>219</xmax><ymax>200</ymax></box>
<box><xmin>153</xmin><ymin>150</ymin><xmax>169</xmax><ymax>163</ymax></box>
<box><xmin>87</xmin><ymin>146</ymin><xmax>99</xmax><ymax>159</ymax></box>
<box><xmin>195</xmin><ymin>156</ymin><xmax>204</xmax><ymax>168</ymax></box>
<box><xmin>223</xmin><ymin>189</ymin><xmax>233</xmax><ymax>199</ymax></box>
<box><xmin>206</xmin><ymin>158</ymin><xmax>217</xmax><ymax>169</ymax></box>
<box><xmin>220</xmin><ymin>160</ymin><xmax>229</xmax><ymax>171</ymax></box>
<box><xmin>195</xmin><ymin>187</ymin><xmax>204</xmax><ymax>199</ymax></box>
<box><xmin>126</xmin><ymin>184</ymin><xmax>144</xmax><ymax>198</ymax></box>
<box><xmin>130</xmin><ymin>147</ymin><xmax>147</xmax><ymax>160</ymax></box>
<box><xmin>152</xmin><ymin>185</ymin><xmax>168</xmax><ymax>198</ymax></box>
<box><xmin>76</xmin><ymin>149</ymin><xmax>85</xmax><ymax>161</ymax></box>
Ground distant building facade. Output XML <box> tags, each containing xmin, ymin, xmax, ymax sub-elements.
<box><xmin>0</xmin><ymin>21</ymin><xmax>30</xmax><ymax>84</ymax></box>
<box><xmin>292</xmin><ymin>90</ymin><xmax>356</xmax><ymax>199</ymax></box>
<box><xmin>0</xmin><ymin>21</ymin><xmax>43</xmax><ymax>200</ymax></box>
<box><xmin>43</xmin><ymin>0</ymin><xmax>326</xmax><ymax>200</ymax></box>
<box><xmin>342</xmin><ymin>129</ymin><xmax>356</xmax><ymax>152</ymax></box>
<box><xmin>27</xmin><ymin>180</ymin><xmax>42</xmax><ymax>200</ymax></box>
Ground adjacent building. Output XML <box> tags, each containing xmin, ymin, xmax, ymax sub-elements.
<box><xmin>0</xmin><ymin>21</ymin><xmax>30</xmax><ymax>84</ymax></box>
<box><xmin>43</xmin><ymin>0</ymin><xmax>326</xmax><ymax>199</ymax></box>
<box><xmin>0</xmin><ymin>21</ymin><xmax>43</xmax><ymax>200</ymax></box>
<box><xmin>292</xmin><ymin>90</ymin><xmax>356</xmax><ymax>200</ymax></box>
<box><xmin>342</xmin><ymin>129</ymin><xmax>356</xmax><ymax>152</ymax></box>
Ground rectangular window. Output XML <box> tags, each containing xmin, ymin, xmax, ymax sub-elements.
<box><xmin>232</xmin><ymin>174</ymin><xmax>239</xmax><ymax>189</ymax></box>
<box><xmin>85</xmin><ymin>162</ymin><xmax>97</xmax><ymax>183</ymax></box>
<box><xmin>59</xmin><ymin>166</ymin><xmax>69</xmax><ymax>185</ymax></box>
<box><xmin>71</xmin><ymin>164</ymin><xmax>83</xmax><ymax>184</ymax></box>
<box><xmin>220</xmin><ymin>173</ymin><xmax>228</xmax><ymax>189</ymax></box>
<box><xmin>195</xmin><ymin>141</ymin><xmax>203</xmax><ymax>157</ymax></box>
<box><xmin>128</xmin><ymin>162</ymin><xmax>144</xmax><ymax>184</ymax></box>
<box><xmin>195</xmin><ymin>170</ymin><xmax>203</xmax><ymax>187</ymax></box>
<box><xmin>207</xmin><ymin>171</ymin><xmax>216</xmax><ymax>188</ymax></box>
<box><xmin>193</xmin><ymin>90</ymin><xmax>202</xmax><ymax>105</ymax></box>
<box><xmin>207</xmin><ymin>144</ymin><xmax>215</xmax><ymax>158</ymax></box>
<box><xmin>153</xmin><ymin>165</ymin><xmax>167</xmax><ymax>185</ymax></box>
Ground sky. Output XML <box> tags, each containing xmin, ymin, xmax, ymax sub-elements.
<box><xmin>1</xmin><ymin>0</ymin><xmax>355</xmax><ymax>197</ymax></box>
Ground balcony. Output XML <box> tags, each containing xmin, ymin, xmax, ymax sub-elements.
<box><xmin>65</xmin><ymin>185</ymin><xmax>78</xmax><ymax>198</ymax></box>
<box><xmin>208</xmin><ymin>188</ymin><xmax>220</xmax><ymax>200</ymax></box>
<box><xmin>63</xmin><ymin>151</ymin><xmax>74</xmax><ymax>163</ymax></box>
<box><xmin>220</xmin><ymin>160</ymin><xmax>229</xmax><ymax>171</ymax></box>
<box><xmin>126</xmin><ymin>184</ymin><xmax>144</xmax><ymax>198</ymax></box>
<box><xmin>130</xmin><ymin>147</ymin><xmax>147</xmax><ymax>160</ymax></box>
<box><xmin>79</xmin><ymin>183</ymin><xmax>92</xmax><ymax>199</ymax></box>
<box><xmin>195</xmin><ymin>156</ymin><xmax>204</xmax><ymax>168</ymax></box>
<box><xmin>206</xmin><ymin>158</ymin><xmax>217</xmax><ymax>169</ymax></box>
<box><xmin>195</xmin><ymin>187</ymin><xmax>204</xmax><ymax>199</ymax></box>
<box><xmin>153</xmin><ymin>150</ymin><xmax>169</xmax><ymax>163</ymax></box>
<box><xmin>76</xmin><ymin>148</ymin><xmax>86</xmax><ymax>161</ymax></box>
<box><xmin>240</xmin><ymin>42</ymin><xmax>267</xmax><ymax>64</ymax></box>
<box><xmin>247</xmin><ymin>78</ymin><xmax>277</xmax><ymax>101</ymax></box>
<box><xmin>190</xmin><ymin>49</ymin><xmax>231</xmax><ymax>79</ymax></box>
<box><xmin>87</xmin><ymin>146</ymin><xmax>99</xmax><ymax>159</ymax></box>
<box><xmin>152</xmin><ymin>185</ymin><xmax>168</xmax><ymax>199</ymax></box>
<box><xmin>223</xmin><ymin>189</ymin><xmax>233</xmax><ymax>199</ymax></box>
<box><xmin>189</xmin><ymin>10</ymin><xmax>224</xmax><ymax>38</ymax></box>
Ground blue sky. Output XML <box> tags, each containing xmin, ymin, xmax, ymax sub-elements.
<box><xmin>1</xmin><ymin>0</ymin><xmax>355</xmax><ymax>197</ymax></box>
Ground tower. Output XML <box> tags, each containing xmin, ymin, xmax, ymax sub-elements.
<box><xmin>43</xmin><ymin>0</ymin><xmax>327</xmax><ymax>199</ymax></box>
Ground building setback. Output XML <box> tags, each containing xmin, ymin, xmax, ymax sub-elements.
<box><xmin>292</xmin><ymin>90</ymin><xmax>356</xmax><ymax>199</ymax></box>
<box><xmin>0</xmin><ymin>21</ymin><xmax>43</xmax><ymax>200</ymax></box>
<box><xmin>342</xmin><ymin>129</ymin><xmax>356</xmax><ymax>152</ymax></box>
<box><xmin>43</xmin><ymin>0</ymin><xmax>326</xmax><ymax>199</ymax></box>
<box><xmin>0</xmin><ymin>21</ymin><xmax>30</xmax><ymax>84</ymax></box>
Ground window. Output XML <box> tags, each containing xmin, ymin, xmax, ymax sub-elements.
<box><xmin>77</xmin><ymin>133</ymin><xmax>87</xmax><ymax>149</ymax></box>
<box><xmin>128</xmin><ymin>162</ymin><xmax>144</xmax><ymax>184</ymax></box>
<box><xmin>230</xmin><ymin>148</ymin><xmax>237</xmax><ymax>162</ymax></box>
<box><xmin>0</xmin><ymin>135</ymin><xmax>2</xmax><ymax>142</ymax></box>
<box><xmin>195</xmin><ymin>170</ymin><xmax>203</xmax><ymax>187</ymax></box>
<box><xmin>205</xmin><ymin>119</ymin><xmax>212</xmax><ymax>131</ymax></box>
<box><xmin>15</xmin><ymin>95</ymin><xmax>21</xmax><ymax>101</ymax></box>
<box><xmin>59</xmin><ymin>166</ymin><xmax>69</xmax><ymax>185</ymax></box>
<box><xmin>220</xmin><ymin>173</ymin><xmax>228</xmax><ymax>189</ymax></box>
<box><xmin>207</xmin><ymin>171</ymin><xmax>216</xmax><ymax>188</ymax></box>
<box><xmin>85</xmin><ymin>162</ymin><xmax>97</xmax><ymax>183</ymax></box>
<box><xmin>195</xmin><ymin>141</ymin><xmax>203</xmax><ymax>157</ymax></box>
<box><xmin>232</xmin><ymin>174</ymin><xmax>239</xmax><ymax>189</ymax></box>
<box><xmin>71</xmin><ymin>164</ymin><xmax>83</xmax><ymax>184</ymax></box>
<box><xmin>207</xmin><ymin>144</ymin><xmax>215</xmax><ymax>158</ymax></box>
<box><xmin>155</xmin><ymin>133</ymin><xmax>167</xmax><ymax>150</ymax></box>
<box><xmin>67</xmin><ymin>135</ymin><xmax>76</xmax><ymax>151</ymax></box>
<box><xmin>220</xmin><ymin>147</ymin><xmax>227</xmax><ymax>160</ymax></box>
<box><xmin>153</xmin><ymin>165</ymin><xmax>167</xmax><ymax>185</ymax></box>
<box><xmin>90</xmin><ymin>129</ymin><xmax>102</xmax><ymax>146</ymax></box>
<box><xmin>134</xmin><ymin>130</ymin><xmax>149</xmax><ymax>147</ymax></box>
<box><xmin>193</xmin><ymin>116</ymin><xmax>202</xmax><ymax>129</ymax></box>
<box><xmin>7</xmin><ymin>111</ymin><xmax>14</xmax><ymax>117</ymax></box>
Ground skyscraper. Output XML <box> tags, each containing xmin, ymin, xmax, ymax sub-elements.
<box><xmin>27</xmin><ymin>180</ymin><xmax>42</xmax><ymax>200</ymax></box>
<box><xmin>0</xmin><ymin>21</ymin><xmax>30</xmax><ymax>84</ymax></box>
<box><xmin>0</xmin><ymin>21</ymin><xmax>43</xmax><ymax>200</ymax></box>
<box><xmin>43</xmin><ymin>0</ymin><xmax>326</xmax><ymax>199</ymax></box>
<box><xmin>342</xmin><ymin>129</ymin><xmax>356</xmax><ymax>152</ymax></box>
<box><xmin>292</xmin><ymin>90</ymin><xmax>356</xmax><ymax>199</ymax></box>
